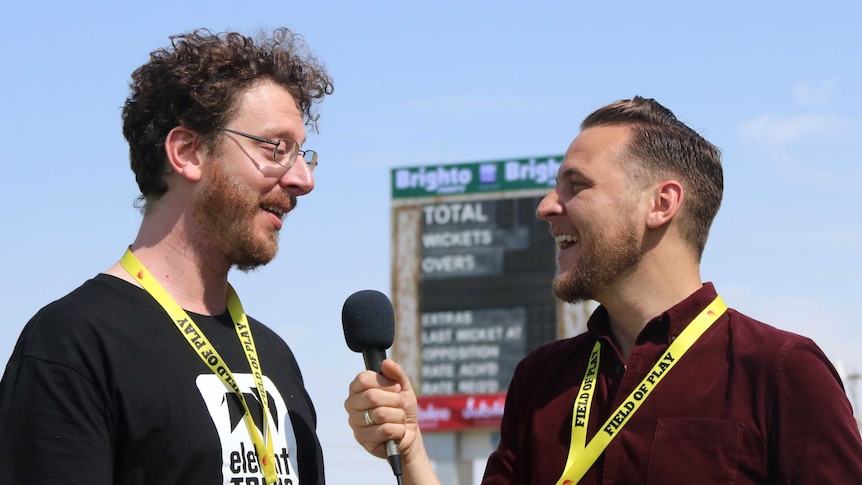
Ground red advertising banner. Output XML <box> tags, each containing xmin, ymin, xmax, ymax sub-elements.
<box><xmin>417</xmin><ymin>393</ymin><xmax>507</xmax><ymax>432</ymax></box>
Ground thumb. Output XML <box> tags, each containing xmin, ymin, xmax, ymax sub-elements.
<box><xmin>380</xmin><ymin>358</ymin><xmax>413</xmax><ymax>393</ymax></box>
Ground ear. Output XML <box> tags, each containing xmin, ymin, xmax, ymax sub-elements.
<box><xmin>164</xmin><ymin>126</ymin><xmax>204</xmax><ymax>182</ymax></box>
<box><xmin>645</xmin><ymin>179</ymin><xmax>683</xmax><ymax>229</ymax></box>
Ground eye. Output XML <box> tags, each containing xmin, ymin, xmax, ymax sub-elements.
<box><xmin>267</xmin><ymin>142</ymin><xmax>288</xmax><ymax>163</ymax></box>
<box><xmin>565</xmin><ymin>179</ymin><xmax>588</xmax><ymax>194</ymax></box>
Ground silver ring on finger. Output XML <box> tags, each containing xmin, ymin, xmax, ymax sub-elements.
<box><xmin>364</xmin><ymin>408</ymin><xmax>376</xmax><ymax>426</ymax></box>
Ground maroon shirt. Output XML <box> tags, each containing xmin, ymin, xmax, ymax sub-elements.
<box><xmin>483</xmin><ymin>283</ymin><xmax>862</xmax><ymax>484</ymax></box>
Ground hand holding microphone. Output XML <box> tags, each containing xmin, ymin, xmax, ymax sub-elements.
<box><xmin>342</xmin><ymin>290</ymin><xmax>403</xmax><ymax>483</ymax></box>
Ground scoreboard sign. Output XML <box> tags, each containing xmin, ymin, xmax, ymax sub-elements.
<box><xmin>420</xmin><ymin>306</ymin><xmax>526</xmax><ymax>396</ymax></box>
<box><xmin>392</xmin><ymin>155</ymin><xmax>561</xmax><ymax>198</ymax></box>
<box><xmin>391</xmin><ymin>156</ymin><xmax>567</xmax><ymax>432</ymax></box>
<box><xmin>420</xmin><ymin>199</ymin><xmax>530</xmax><ymax>397</ymax></box>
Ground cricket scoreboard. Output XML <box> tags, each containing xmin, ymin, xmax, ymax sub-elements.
<box><xmin>390</xmin><ymin>155</ymin><xmax>590</xmax><ymax>432</ymax></box>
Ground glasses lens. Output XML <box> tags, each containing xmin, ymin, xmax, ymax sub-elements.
<box><xmin>274</xmin><ymin>139</ymin><xmax>299</xmax><ymax>168</ymax></box>
<box><xmin>303</xmin><ymin>150</ymin><xmax>318</xmax><ymax>172</ymax></box>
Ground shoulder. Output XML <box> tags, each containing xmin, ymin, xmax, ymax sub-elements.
<box><xmin>245</xmin><ymin>316</ymin><xmax>293</xmax><ymax>358</ymax></box>
<box><xmin>30</xmin><ymin>274</ymin><xmax>151</xmax><ymax>324</ymax></box>
<box><xmin>499</xmin><ymin>334</ymin><xmax>596</xmax><ymax>436</ymax></box>
<box><xmin>722</xmin><ymin>308</ymin><xmax>840</xmax><ymax>384</ymax></box>
<box><xmin>245</xmin><ymin>315</ymin><xmax>287</xmax><ymax>345</ymax></box>
<box><xmin>11</xmin><ymin>274</ymin><xmax>161</xmax><ymax>365</ymax></box>
<box><xmin>724</xmin><ymin>308</ymin><xmax>821</xmax><ymax>357</ymax></box>
<box><xmin>520</xmin><ymin>333</ymin><xmax>595</xmax><ymax>369</ymax></box>
<box><xmin>244</xmin><ymin>315</ymin><xmax>305</xmax><ymax>379</ymax></box>
<box><xmin>724</xmin><ymin>313</ymin><xmax>862</xmax><ymax>480</ymax></box>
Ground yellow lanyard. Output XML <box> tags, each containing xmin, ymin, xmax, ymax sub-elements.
<box><xmin>556</xmin><ymin>296</ymin><xmax>727</xmax><ymax>485</ymax></box>
<box><xmin>120</xmin><ymin>248</ymin><xmax>278</xmax><ymax>484</ymax></box>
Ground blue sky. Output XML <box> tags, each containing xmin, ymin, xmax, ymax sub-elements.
<box><xmin>1</xmin><ymin>1</ymin><xmax>860</xmax><ymax>483</ymax></box>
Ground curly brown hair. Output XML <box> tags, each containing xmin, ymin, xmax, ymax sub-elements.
<box><xmin>581</xmin><ymin>96</ymin><xmax>723</xmax><ymax>260</ymax></box>
<box><xmin>121</xmin><ymin>28</ymin><xmax>334</xmax><ymax>207</ymax></box>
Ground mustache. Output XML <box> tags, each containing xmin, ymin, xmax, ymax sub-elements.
<box><xmin>262</xmin><ymin>193</ymin><xmax>298</xmax><ymax>212</ymax></box>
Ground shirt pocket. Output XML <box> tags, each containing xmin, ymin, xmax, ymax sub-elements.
<box><xmin>645</xmin><ymin>418</ymin><xmax>743</xmax><ymax>485</ymax></box>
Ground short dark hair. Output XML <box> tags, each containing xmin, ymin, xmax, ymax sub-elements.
<box><xmin>121</xmin><ymin>28</ymin><xmax>334</xmax><ymax>207</ymax></box>
<box><xmin>581</xmin><ymin>96</ymin><xmax>723</xmax><ymax>259</ymax></box>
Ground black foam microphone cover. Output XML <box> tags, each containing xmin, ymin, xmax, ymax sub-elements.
<box><xmin>342</xmin><ymin>289</ymin><xmax>395</xmax><ymax>364</ymax></box>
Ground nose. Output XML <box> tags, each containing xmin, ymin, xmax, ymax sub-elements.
<box><xmin>535</xmin><ymin>188</ymin><xmax>560</xmax><ymax>222</ymax></box>
<box><xmin>279</xmin><ymin>157</ymin><xmax>314</xmax><ymax>196</ymax></box>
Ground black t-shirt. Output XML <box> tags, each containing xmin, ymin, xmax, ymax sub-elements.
<box><xmin>0</xmin><ymin>274</ymin><xmax>324</xmax><ymax>485</ymax></box>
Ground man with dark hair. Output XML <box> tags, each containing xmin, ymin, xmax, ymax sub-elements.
<box><xmin>0</xmin><ymin>28</ymin><xmax>333</xmax><ymax>485</ymax></box>
<box><xmin>345</xmin><ymin>96</ymin><xmax>862</xmax><ymax>483</ymax></box>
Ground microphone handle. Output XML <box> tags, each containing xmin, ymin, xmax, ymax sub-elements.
<box><xmin>361</xmin><ymin>348</ymin><xmax>403</xmax><ymax>481</ymax></box>
<box><xmin>363</xmin><ymin>348</ymin><xmax>387</xmax><ymax>373</ymax></box>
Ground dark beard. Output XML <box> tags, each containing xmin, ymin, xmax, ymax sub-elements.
<box><xmin>552</xmin><ymin>220</ymin><xmax>642</xmax><ymax>303</ymax></box>
<box><xmin>194</xmin><ymin>161</ymin><xmax>291</xmax><ymax>271</ymax></box>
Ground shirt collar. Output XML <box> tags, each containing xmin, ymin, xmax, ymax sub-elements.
<box><xmin>587</xmin><ymin>282</ymin><xmax>720</xmax><ymax>347</ymax></box>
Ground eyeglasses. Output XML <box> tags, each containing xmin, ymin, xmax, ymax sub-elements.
<box><xmin>216</xmin><ymin>127</ymin><xmax>318</xmax><ymax>173</ymax></box>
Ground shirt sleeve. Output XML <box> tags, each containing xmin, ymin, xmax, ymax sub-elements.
<box><xmin>0</xmin><ymin>355</ymin><xmax>114</xmax><ymax>484</ymax></box>
<box><xmin>770</xmin><ymin>337</ymin><xmax>862</xmax><ymax>482</ymax></box>
<box><xmin>481</xmin><ymin>359</ymin><xmax>525</xmax><ymax>485</ymax></box>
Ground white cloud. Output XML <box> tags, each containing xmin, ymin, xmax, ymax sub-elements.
<box><xmin>737</xmin><ymin>112</ymin><xmax>861</xmax><ymax>189</ymax></box>
<box><xmin>792</xmin><ymin>78</ymin><xmax>841</xmax><ymax>108</ymax></box>
<box><xmin>739</xmin><ymin>112</ymin><xmax>847</xmax><ymax>147</ymax></box>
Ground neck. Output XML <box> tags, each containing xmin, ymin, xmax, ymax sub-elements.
<box><xmin>105</xmin><ymin>210</ymin><xmax>231</xmax><ymax>315</ymax></box>
<box><xmin>597</xmin><ymin>260</ymin><xmax>702</xmax><ymax>362</ymax></box>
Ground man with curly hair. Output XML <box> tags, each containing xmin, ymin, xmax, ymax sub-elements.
<box><xmin>0</xmin><ymin>28</ymin><xmax>333</xmax><ymax>485</ymax></box>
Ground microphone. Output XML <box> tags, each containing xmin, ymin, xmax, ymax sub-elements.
<box><xmin>342</xmin><ymin>290</ymin><xmax>403</xmax><ymax>483</ymax></box>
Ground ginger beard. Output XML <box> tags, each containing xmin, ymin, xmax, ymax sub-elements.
<box><xmin>194</xmin><ymin>159</ymin><xmax>294</xmax><ymax>271</ymax></box>
<box><xmin>552</xmin><ymin>201</ymin><xmax>643</xmax><ymax>304</ymax></box>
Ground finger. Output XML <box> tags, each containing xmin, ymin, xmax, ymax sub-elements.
<box><xmin>381</xmin><ymin>359</ymin><xmax>414</xmax><ymax>393</ymax></box>
<box><xmin>347</xmin><ymin>370</ymin><xmax>402</xmax><ymax>394</ymax></box>
<box><xmin>364</xmin><ymin>408</ymin><xmax>376</xmax><ymax>426</ymax></box>
<box><xmin>363</xmin><ymin>405</ymin><xmax>407</xmax><ymax>427</ymax></box>
<box><xmin>345</xmin><ymin>385</ymin><xmax>404</xmax><ymax>410</ymax></box>
<box><xmin>347</xmin><ymin>409</ymin><xmax>408</xmax><ymax>459</ymax></box>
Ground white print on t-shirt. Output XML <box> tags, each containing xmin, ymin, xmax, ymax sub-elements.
<box><xmin>197</xmin><ymin>374</ymin><xmax>300</xmax><ymax>485</ymax></box>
